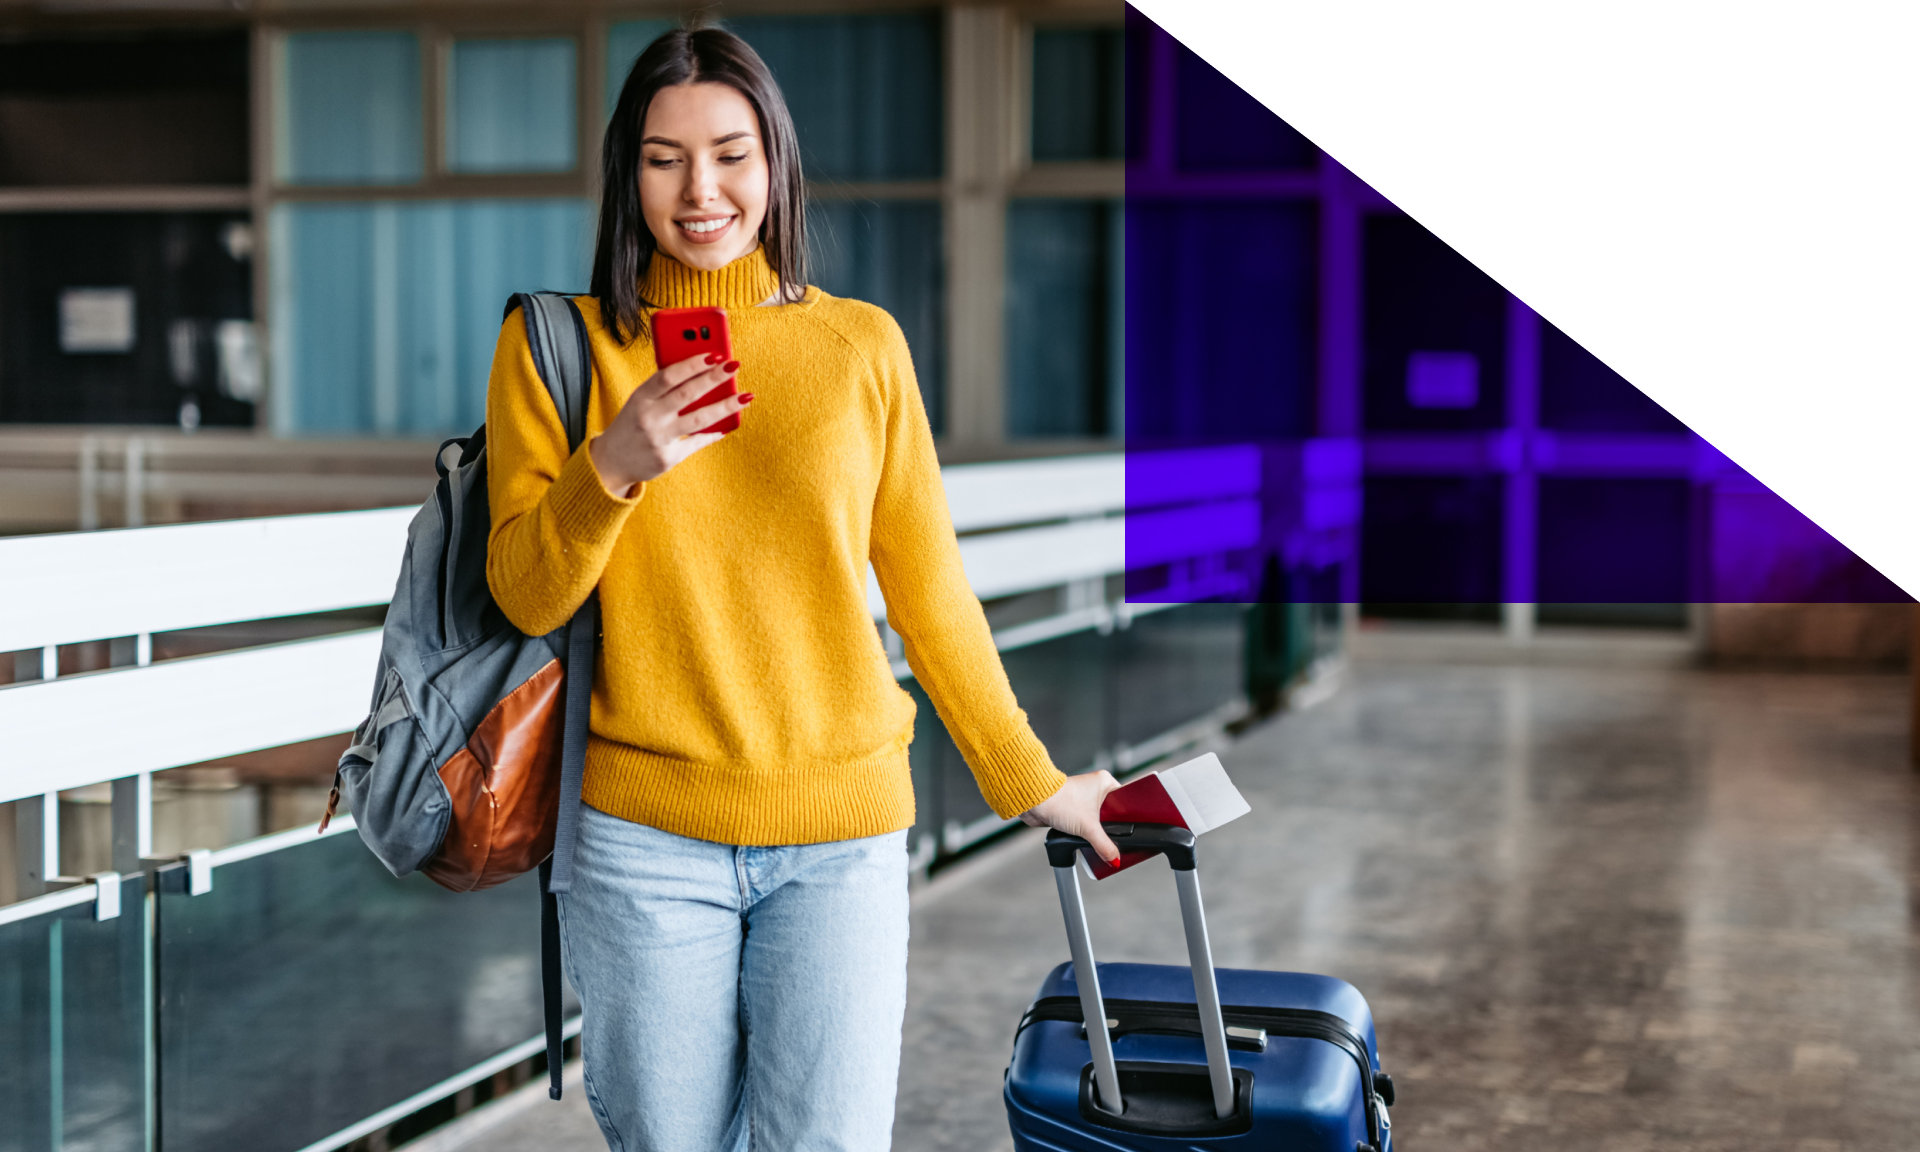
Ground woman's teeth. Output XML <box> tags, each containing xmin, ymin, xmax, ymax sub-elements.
<box><xmin>681</xmin><ymin>218</ymin><xmax>731</xmax><ymax>233</ymax></box>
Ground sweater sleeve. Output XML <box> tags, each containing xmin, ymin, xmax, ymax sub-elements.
<box><xmin>485</xmin><ymin>312</ymin><xmax>641</xmax><ymax>637</ymax></box>
<box><xmin>864</xmin><ymin>317</ymin><xmax>1067</xmax><ymax>819</ymax></box>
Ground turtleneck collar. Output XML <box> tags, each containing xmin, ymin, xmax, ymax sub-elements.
<box><xmin>640</xmin><ymin>246</ymin><xmax>782</xmax><ymax>311</ymax></box>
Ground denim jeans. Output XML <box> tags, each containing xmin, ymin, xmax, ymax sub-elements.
<box><xmin>558</xmin><ymin>804</ymin><xmax>911</xmax><ymax>1152</ymax></box>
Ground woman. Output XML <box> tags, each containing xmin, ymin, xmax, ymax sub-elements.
<box><xmin>485</xmin><ymin>27</ymin><xmax>1120</xmax><ymax>1151</ymax></box>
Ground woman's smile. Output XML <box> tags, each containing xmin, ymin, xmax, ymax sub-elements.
<box><xmin>677</xmin><ymin>214</ymin><xmax>737</xmax><ymax>242</ymax></box>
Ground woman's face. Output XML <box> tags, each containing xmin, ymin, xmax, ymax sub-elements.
<box><xmin>639</xmin><ymin>82</ymin><xmax>770</xmax><ymax>272</ymax></box>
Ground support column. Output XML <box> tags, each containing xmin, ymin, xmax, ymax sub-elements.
<box><xmin>112</xmin><ymin>774</ymin><xmax>153</xmax><ymax>876</ymax></box>
<box><xmin>15</xmin><ymin>792</ymin><xmax>59</xmax><ymax>899</ymax></box>
<box><xmin>1503</xmin><ymin>295</ymin><xmax>1540</xmax><ymax>642</ymax></box>
<box><xmin>944</xmin><ymin>6</ymin><xmax>1016</xmax><ymax>449</ymax></box>
<box><xmin>1318</xmin><ymin>162</ymin><xmax>1366</xmax><ymax>614</ymax></box>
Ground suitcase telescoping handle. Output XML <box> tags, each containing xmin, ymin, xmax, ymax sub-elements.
<box><xmin>1045</xmin><ymin>824</ymin><xmax>1235</xmax><ymax>1121</ymax></box>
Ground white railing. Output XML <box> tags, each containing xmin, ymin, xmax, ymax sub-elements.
<box><xmin>2</xmin><ymin>447</ymin><xmax>1261</xmax><ymax>915</ymax></box>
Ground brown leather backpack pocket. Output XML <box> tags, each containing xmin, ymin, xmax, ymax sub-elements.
<box><xmin>422</xmin><ymin>658</ymin><xmax>566</xmax><ymax>892</ymax></box>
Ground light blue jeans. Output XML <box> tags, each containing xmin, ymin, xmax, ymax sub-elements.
<box><xmin>557</xmin><ymin>804</ymin><xmax>910</xmax><ymax>1152</ymax></box>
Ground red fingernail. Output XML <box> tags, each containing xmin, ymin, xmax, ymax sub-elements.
<box><xmin>705</xmin><ymin>352</ymin><xmax>723</xmax><ymax>364</ymax></box>
<box><xmin>723</xmin><ymin>360</ymin><xmax>741</xmax><ymax>373</ymax></box>
<box><xmin>739</xmin><ymin>392</ymin><xmax>755</xmax><ymax>404</ymax></box>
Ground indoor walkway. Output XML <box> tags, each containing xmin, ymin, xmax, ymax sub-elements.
<box><xmin>437</xmin><ymin>657</ymin><xmax>1920</xmax><ymax>1152</ymax></box>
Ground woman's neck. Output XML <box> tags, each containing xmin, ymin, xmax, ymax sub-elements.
<box><xmin>641</xmin><ymin>246</ymin><xmax>782</xmax><ymax>310</ymax></box>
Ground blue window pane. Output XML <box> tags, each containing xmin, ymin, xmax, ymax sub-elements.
<box><xmin>1173</xmin><ymin>43</ymin><xmax>1316</xmax><ymax>173</ymax></box>
<box><xmin>271</xmin><ymin>198</ymin><xmax>591</xmax><ymax>435</ymax></box>
<box><xmin>1540</xmin><ymin>322</ymin><xmax>1686</xmax><ymax>433</ymax></box>
<box><xmin>1031</xmin><ymin>28</ymin><xmax>1125</xmax><ymax>161</ymax></box>
<box><xmin>447</xmin><ymin>39</ymin><xmax>578</xmax><ymax>174</ymax></box>
<box><xmin>1362</xmin><ymin>214</ymin><xmax>1507</xmax><ymax>431</ymax></box>
<box><xmin>808</xmin><ymin>200</ymin><xmax>945</xmax><ymax>434</ymax></box>
<box><xmin>1006</xmin><ymin>199</ymin><xmax>1123</xmax><ymax>439</ymax></box>
<box><xmin>1123</xmin><ymin>201</ymin><xmax>1315</xmax><ymax>440</ymax></box>
<box><xmin>607</xmin><ymin>20</ymin><xmax>678</xmax><ymax>117</ymax></box>
<box><xmin>281</xmin><ymin>31</ymin><xmax>422</xmax><ymax>185</ymax></box>
<box><xmin>728</xmin><ymin>14</ymin><xmax>942</xmax><ymax>181</ymax></box>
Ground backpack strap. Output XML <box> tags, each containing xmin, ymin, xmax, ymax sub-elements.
<box><xmin>510</xmin><ymin>291</ymin><xmax>596</xmax><ymax>1101</ymax></box>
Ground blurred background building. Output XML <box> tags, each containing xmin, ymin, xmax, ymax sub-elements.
<box><xmin>0</xmin><ymin>0</ymin><xmax>1126</xmax><ymax>533</ymax></box>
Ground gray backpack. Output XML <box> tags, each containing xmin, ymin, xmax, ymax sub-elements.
<box><xmin>324</xmin><ymin>292</ymin><xmax>595</xmax><ymax>1100</ymax></box>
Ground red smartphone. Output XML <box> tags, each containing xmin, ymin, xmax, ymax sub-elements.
<box><xmin>653</xmin><ymin>306</ymin><xmax>739</xmax><ymax>435</ymax></box>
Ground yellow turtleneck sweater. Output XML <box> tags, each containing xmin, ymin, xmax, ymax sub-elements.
<box><xmin>484</xmin><ymin>248</ymin><xmax>1065</xmax><ymax>845</ymax></box>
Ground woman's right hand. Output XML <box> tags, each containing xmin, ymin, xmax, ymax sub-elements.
<box><xmin>588</xmin><ymin>353</ymin><xmax>753</xmax><ymax>497</ymax></box>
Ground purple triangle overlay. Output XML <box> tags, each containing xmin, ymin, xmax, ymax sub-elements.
<box><xmin>1121</xmin><ymin>6</ymin><xmax>1909</xmax><ymax>607</ymax></box>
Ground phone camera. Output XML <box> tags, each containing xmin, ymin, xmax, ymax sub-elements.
<box><xmin>700</xmin><ymin>326</ymin><xmax>711</xmax><ymax>340</ymax></box>
<box><xmin>682</xmin><ymin>329</ymin><xmax>697</xmax><ymax>341</ymax></box>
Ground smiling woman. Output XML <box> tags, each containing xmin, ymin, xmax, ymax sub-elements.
<box><xmin>481</xmin><ymin>24</ymin><xmax>1117</xmax><ymax>1152</ymax></box>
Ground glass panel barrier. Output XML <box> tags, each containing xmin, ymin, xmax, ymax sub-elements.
<box><xmin>1108</xmin><ymin>604</ymin><xmax>1246</xmax><ymax>750</ymax></box>
<box><xmin>156</xmin><ymin>833</ymin><xmax>573</xmax><ymax>1152</ymax></box>
<box><xmin>0</xmin><ymin>875</ymin><xmax>150</xmax><ymax>1152</ymax></box>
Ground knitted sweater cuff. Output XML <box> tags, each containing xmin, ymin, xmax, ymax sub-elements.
<box><xmin>549</xmin><ymin>442</ymin><xmax>642</xmax><ymax>546</ymax></box>
<box><xmin>970</xmin><ymin>725</ymin><xmax>1067</xmax><ymax>819</ymax></box>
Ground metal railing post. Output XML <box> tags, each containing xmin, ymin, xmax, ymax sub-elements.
<box><xmin>112</xmin><ymin>774</ymin><xmax>154</xmax><ymax>875</ymax></box>
<box><xmin>14</xmin><ymin>792</ymin><xmax>59</xmax><ymax>899</ymax></box>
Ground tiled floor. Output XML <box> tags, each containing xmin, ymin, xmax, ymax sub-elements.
<box><xmin>444</xmin><ymin>658</ymin><xmax>1920</xmax><ymax>1151</ymax></box>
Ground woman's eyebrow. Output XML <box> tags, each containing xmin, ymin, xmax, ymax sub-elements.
<box><xmin>640</xmin><ymin>131</ymin><xmax>756</xmax><ymax>148</ymax></box>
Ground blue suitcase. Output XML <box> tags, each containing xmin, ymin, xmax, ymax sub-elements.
<box><xmin>1005</xmin><ymin>825</ymin><xmax>1395</xmax><ymax>1151</ymax></box>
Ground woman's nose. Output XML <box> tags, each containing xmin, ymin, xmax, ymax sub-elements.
<box><xmin>684</xmin><ymin>161</ymin><xmax>719</xmax><ymax>205</ymax></box>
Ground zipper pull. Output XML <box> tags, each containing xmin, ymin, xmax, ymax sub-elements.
<box><xmin>319</xmin><ymin>772</ymin><xmax>341</xmax><ymax>834</ymax></box>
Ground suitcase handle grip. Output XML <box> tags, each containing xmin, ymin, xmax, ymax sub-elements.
<box><xmin>1045</xmin><ymin>824</ymin><xmax>1196</xmax><ymax>871</ymax></box>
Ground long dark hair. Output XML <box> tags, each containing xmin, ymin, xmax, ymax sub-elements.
<box><xmin>591</xmin><ymin>27</ymin><xmax>808</xmax><ymax>343</ymax></box>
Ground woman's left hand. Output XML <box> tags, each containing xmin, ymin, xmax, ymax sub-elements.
<box><xmin>1020</xmin><ymin>771</ymin><xmax>1123</xmax><ymax>863</ymax></box>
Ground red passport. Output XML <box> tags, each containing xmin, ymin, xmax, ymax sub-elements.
<box><xmin>1083</xmin><ymin>752</ymin><xmax>1250</xmax><ymax>880</ymax></box>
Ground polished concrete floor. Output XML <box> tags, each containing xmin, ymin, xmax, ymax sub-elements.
<box><xmin>442</xmin><ymin>658</ymin><xmax>1920</xmax><ymax>1152</ymax></box>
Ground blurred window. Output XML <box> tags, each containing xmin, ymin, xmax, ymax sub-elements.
<box><xmin>1005</xmin><ymin>199</ymin><xmax>1123</xmax><ymax>439</ymax></box>
<box><xmin>1362</xmin><ymin>214</ymin><xmax>1508</xmax><ymax>432</ymax></box>
<box><xmin>446</xmin><ymin>39</ymin><xmax>578</xmax><ymax>174</ymax></box>
<box><xmin>1173</xmin><ymin>44</ymin><xmax>1316</xmax><ymax>173</ymax></box>
<box><xmin>1540</xmin><ymin>321</ymin><xmax>1687</xmax><ymax>433</ymax></box>
<box><xmin>809</xmin><ymin>200</ymin><xmax>946</xmax><ymax>433</ymax></box>
<box><xmin>280</xmin><ymin>32</ymin><xmax>423</xmax><ymax>185</ymax></box>
<box><xmin>0</xmin><ymin>31</ymin><xmax>249</xmax><ymax>187</ymax></box>
<box><xmin>1030</xmin><ymin>28</ymin><xmax>1125</xmax><ymax>162</ymax></box>
<box><xmin>1121</xmin><ymin>200</ymin><xmax>1316</xmax><ymax>441</ymax></box>
<box><xmin>727</xmin><ymin>13</ymin><xmax>943</xmax><ymax>182</ymax></box>
<box><xmin>271</xmin><ymin>199</ymin><xmax>590</xmax><ymax>435</ymax></box>
<box><xmin>606</xmin><ymin>20</ymin><xmax>678</xmax><ymax>118</ymax></box>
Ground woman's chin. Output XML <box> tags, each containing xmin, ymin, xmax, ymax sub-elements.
<box><xmin>661</xmin><ymin>236</ymin><xmax>758</xmax><ymax>271</ymax></box>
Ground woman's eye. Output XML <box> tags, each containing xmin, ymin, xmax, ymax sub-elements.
<box><xmin>719</xmin><ymin>153</ymin><xmax>749</xmax><ymax>164</ymax></box>
<box><xmin>646</xmin><ymin>157</ymin><xmax>679</xmax><ymax>169</ymax></box>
